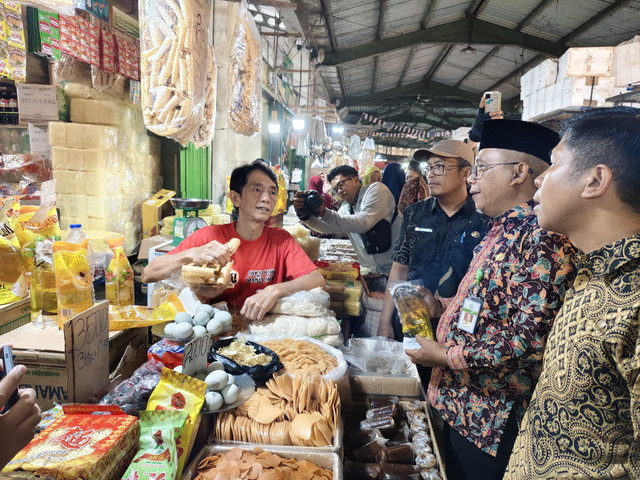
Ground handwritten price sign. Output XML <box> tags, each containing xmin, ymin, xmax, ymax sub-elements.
<box><xmin>183</xmin><ymin>334</ymin><xmax>211</xmax><ymax>377</ymax></box>
<box><xmin>64</xmin><ymin>301</ymin><xmax>110</xmax><ymax>403</ymax></box>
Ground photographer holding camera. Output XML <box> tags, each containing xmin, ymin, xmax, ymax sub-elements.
<box><xmin>294</xmin><ymin>165</ymin><xmax>401</xmax><ymax>274</ymax></box>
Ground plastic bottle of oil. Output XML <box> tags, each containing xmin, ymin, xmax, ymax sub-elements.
<box><xmin>30</xmin><ymin>239</ymin><xmax>58</xmax><ymax>328</ymax></box>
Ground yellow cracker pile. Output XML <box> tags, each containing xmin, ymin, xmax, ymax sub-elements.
<box><xmin>194</xmin><ymin>447</ymin><xmax>333</xmax><ymax>480</ymax></box>
<box><xmin>217</xmin><ymin>338</ymin><xmax>272</xmax><ymax>366</ymax></box>
<box><xmin>262</xmin><ymin>339</ymin><xmax>338</xmax><ymax>377</ymax></box>
<box><xmin>181</xmin><ymin>238</ymin><xmax>240</xmax><ymax>286</ymax></box>
<box><xmin>215</xmin><ymin>374</ymin><xmax>340</xmax><ymax>447</ymax></box>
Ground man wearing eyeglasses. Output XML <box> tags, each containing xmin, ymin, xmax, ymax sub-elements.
<box><xmin>293</xmin><ymin>165</ymin><xmax>400</xmax><ymax>274</ymax></box>
<box><xmin>407</xmin><ymin>119</ymin><xmax>577</xmax><ymax>480</ymax></box>
<box><xmin>377</xmin><ymin>140</ymin><xmax>490</xmax><ymax>345</ymax></box>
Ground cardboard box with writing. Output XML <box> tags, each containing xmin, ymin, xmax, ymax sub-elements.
<box><xmin>0</xmin><ymin>297</ymin><xmax>31</xmax><ymax>334</ymax></box>
<box><xmin>0</xmin><ymin>301</ymin><xmax>149</xmax><ymax>409</ymax></box>
<box><xmin>142</xmin><ymin>189</ymin><xmax>176</xmax><ymax>239</ymax></box>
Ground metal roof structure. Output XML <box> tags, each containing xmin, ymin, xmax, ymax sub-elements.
<box><xmin>285</xmin><ymin>0</ymin><xmax>640</xmax><ymax>146</ymax></box>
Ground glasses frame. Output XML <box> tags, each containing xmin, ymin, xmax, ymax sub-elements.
<box><xmin>470</xmin><ymin>162</ymin><xmax>532</xmax><ymax>179</ymax></box>
<box><xmin>421</xmin><ymin>164</ymin><xmax>467</xmax><ymax>177</ymax></box>
<box><xmin>330</xmin><ymin>176</ymin><xmax>355</xmax><ymax>196</ymax></box>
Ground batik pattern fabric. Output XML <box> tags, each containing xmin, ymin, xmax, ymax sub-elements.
<box><xmin>427</xmin><ymin>200</ymin><xmax>576</xmax><ymax>456</ymax></box>
<box><xmin>505</xmin><ymin>234</ymin><xmax>640</xmax><ymax>479</ymax></box>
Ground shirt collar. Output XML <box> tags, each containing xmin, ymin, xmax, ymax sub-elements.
<box><xmin>575</xmin><ymin>233</ymin><xmax>640</xmax><ymax>277</ymax></box>
<box><xmin>493</xmin><ymin>199</ymin><xmax>536</xmax><ymax>231</ymax></box>
<box><xmin>431</xmin><ymin>194</ymin><xmax>476</xmax><ymax>215</ymax></box>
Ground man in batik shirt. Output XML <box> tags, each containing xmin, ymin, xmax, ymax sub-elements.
<box><xmin>505</xmin><ymin>107</ymin><xmax>640</xmax><ymax>479</ymax></box>
<box><xmin>406</xmin><ymin>119</ymin><xmax>576</xmax><ymax>480</ymax></box>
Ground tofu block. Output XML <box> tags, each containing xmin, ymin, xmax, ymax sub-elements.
<box><xmin>51</xmin><ymin>147</ymin><xmax>69</xmax><ymax>170</ymax></box>
<box><xmin>52</xmin><ymin>170</ymin><xmax>78</xmax><ymax>194</ymax></box>
<box><xmin>83</xmin><ymin>172</ymin><xmax>118</xmax><ymax>196</ymax></box>
<box><xmin>87</xmin><ymin>195</ymin><xmax>122</xmax><ymax>219</ymax></box>
<box><xmin>48</xmin><ymin>122</ymin><xmax>66</xmax><ymax>147</ymax></box>
<box><xmin>83</xmin><ymin>124</ymin><xmax>119</xmax><ymax>150</ymax></box>
<box><xmin>69</xmin><ymin>194</ymin><xmax>88</xmax><ymax>218</ymax></box>
<box><xmin>65</xmin><ymin>123</ymin><xmax>84</xmax><ymax>149</ymax></box>
<box><xmin>88</xmin><ymin>218</ymin><xmax>111</xmax><ymax>231</ymax></box>
<box><xmin>70</xmin><ymin>98</ymin><xmax>91</xmax><ymax>124</ymax></box>
<box><xmin>67</xmin><ymin>148</ymin><xmax>85</xmax><ymax>171</ymax></box>
<box><xmin>56</xmin><ymin>194</ymin><xmax>71</xmax><ymax>217</ymax></box>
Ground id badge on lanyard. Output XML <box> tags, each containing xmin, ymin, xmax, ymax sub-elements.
<box><xmin>457</xmin><ymin>269</ymin><xmax>484</xmax><ymax>334</ymax></box>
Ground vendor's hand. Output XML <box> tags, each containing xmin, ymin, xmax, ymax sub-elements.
<box><xmin>405</xmin><ymin>335</ymin><xmax>448</xmax><ymax>368</ymax></box>
<box><xmin>189</xmin><ymin>240</ymin><xmax>233</xmax><ymax>266</ymax></box>
<box><xmin>0</xmin><ymin>364</ymin><xmax>41</xmax><ymax>470</ymax></box>
<box><xmin>241</xmin><ymin>285</ymin><xmax>280</xmax><ymax>321</ymax></box>
<box><xmin>415</xmin><ymin>287</ymin><xmax>442</xmax><ymax>319</ymax></box>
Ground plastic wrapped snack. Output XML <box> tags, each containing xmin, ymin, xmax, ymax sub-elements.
<box><xmin>0</xmin><ymin>198</ymin><xmax>27</xmax><ymax>305</ymax></box>
<box><xmin>227</xmin><ymin>0</ymin><xmax>262</xmax><ymax>136</ymax></box>
<box><xmin>390</xmin><ymin>281</ymin><xmax>434</xmax><ymax>349</ymax></box>
<box><xmin>140</xmin><ymin>0</ymin><xmax>211</xmax><ymax>145</ymax></box>
<box><xmin>192</xmin><ymin>43</ymin><xmax>217</xmax><ymax>148</ymax></box>
<box><xmin>269</xmin><ymin>287</ymin><xmax>330</xmax><ymax>316</ymax></box>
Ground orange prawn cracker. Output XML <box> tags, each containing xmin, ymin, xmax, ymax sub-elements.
<box><xmin>194</xmin><ymin>447</ymin><xmax>333</xmax><ymax>480</ymax></box>
<box><xmin>261</xmin><ymin>339</ymin><xmax>338</xmax><ymax>377</ymax></box>
<box><xmin>2</xmin><ymin>404</ymin><xmax>139</xmax><ymax>480</ymax></box>
<box><xmin>147</xmin><ymin>368</ymin><xmax>207</xmax><ymax>478</ymax></box>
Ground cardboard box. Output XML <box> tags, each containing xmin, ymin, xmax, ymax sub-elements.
<box><xmin>182</xmin><ymin>444</ymin><xmax>343</xmax><ymax>480</ymax></box>
<box><xmin>0</xmin><ymin>297</ymin><xmax>31</xmax><ymax>334</ymax></box>
<box><xmin>137</xmin><ymin>234</ymin><xmax>173</xmax><ymax>260</ymax></box>
<box><xmin>0</xmin><ymin>301</ymin><xmax>149</xmax><ymax>409</ymax></box>
<box><xmin>142</xmin><ymin>189</ymin><xmax>176</xmax><ymax>239</ymax></box>
<box><xmin>349</xmin><ymin>363</ymin><xmax>422</xmax><ymax>401</ymax></box>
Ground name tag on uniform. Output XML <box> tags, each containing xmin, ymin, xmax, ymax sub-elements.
<box><xmin>457</xmin><ymin>296</ymin><xmax>482</xmax><ymax>334</ymax></box>
<box><xmin>414</xmin><ymin>227</ymin><xmax>433</xmax><ymax>233</ymax></box>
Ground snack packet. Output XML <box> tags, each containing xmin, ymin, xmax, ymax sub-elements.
<box><xmin>15</xmin><ymin>204</ymin><xmax>61</xmax><ymax>278</ymax></box>
<box><xmin>105</xmin><ymin>234</ymin><xmax>134</xmax><ymax>308</ymax></box>
<box><xmin>109</xmin><ymin>293</ymin><xmax>186</xmax><ymax>331</ymax></box>
<box><xmin>121</xmin><ymin>410</ymin><xmax>188</xmax><ymax>480</ymax></box>
<box><xmin>0</xmin><ymin>197</ymin><xmax>27</xmax><ymax>304</ymax></box>
<box><xmin>390</xmin><ymin>281</ymin><xmax>434</xmax><ymax>350</ymax></box>
<box><xmin>52</xmin><ymin>239</ymin><xmax>93</xmax><ymax>326</ymax></box>
<box><xmin>146</xmin><ymin>368</ymin><xmax>207</xmax><ymax>478</ymax></box>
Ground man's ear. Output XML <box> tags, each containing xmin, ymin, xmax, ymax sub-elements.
<box><xmin>509</xmin><ymin>163</ymin><xmax>530</xmax><ymax>186</ymax></box>
<box><xmin>228</xmin><ymin>190</ymin><xmax>241</xmax><ymax>207</ymax></box>
<box><xmin>582</xmin><ymin>164</ymin><xmax>613</xmax><ymax>199</ymax></box>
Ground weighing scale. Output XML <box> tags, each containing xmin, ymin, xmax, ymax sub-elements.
<box><xmin>171</xmin><ymin>198</ymin><xmax>211</xmax><ymax>246</ymax></box>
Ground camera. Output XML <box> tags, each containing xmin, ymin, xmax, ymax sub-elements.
<box><xmin>296</xmin><ymin>190</ymin><xmax>324</xmax><ymax>220</ymax></box>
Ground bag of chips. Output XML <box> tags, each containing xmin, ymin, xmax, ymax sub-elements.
<box><xmin>146</xmin><ymin>368</ymin><xmax>207</xmax><ymax>478</ymax></box>
<box><xmin>52</xmin><ymin>239</ymin><xmax>93</xmax><ymax>326</ymax></box>
<box><xmin>121</xmin><ymin>410</ymin><xmax>188</xmax><ymax>480</ymax></box>
<box><xmin>0</xmin><ymin>197</ymin><xmax>27</xmax><ymax>304</ymax></box>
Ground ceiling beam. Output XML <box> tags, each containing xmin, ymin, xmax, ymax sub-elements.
<box><xmin>560</xmin><ymin>0</ymin><xmax>632</xmax><ymax>43</ymax></box>
<box><xmin>421</xmin><ymin>0</ymin><xmax>438</xmax><ymax>28</ymax></box>
<box><xmin>370</xmin><ymin>0</ymin><xmax>387</xmax><ymax>94</ymax></box>
<box><xmin>385</xmin><ymin>113</ymin><xmax>462</xmax><ymax>130</ymax></box>
<box><xmin>424</xmin><ymin>44</ymin><xmax>454</xmax><ymax>80</ymax></box>
<box><xmin>517</xmin><ymin>0</ymin><xmax>556</xmax><ymax>30</ymax></box>
<box><xmin>320</xmin><ymin>18</ymin><xmax>566</xmax><ymax>66</ymax></box>
<box><xmin>317</xmin><ymin>0</ymin><xmax>345</xmax><ymax>99</ymax></box>
<box><xmin>339</xmin><ymin>79</ymin><xmax>480</xmax><ymax>107</ymax></box>
<box><xmin>454</xmin><ymin>46</ymin><xmax>500</xmax><ymax>88</ymax></box>
<box><xmin>396</xmin><ymin>46</ymin><xmax>417</xmax><ymax>87</ymax></box>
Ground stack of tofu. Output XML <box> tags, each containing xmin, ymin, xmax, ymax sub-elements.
<box><xmin>50</xmin><ymin>98</ymin><xmax>162</xmax><ymax>253</ymax></box>
<box><xmin>520</xmin><ymin>38</ymin><xmax>640</xmax><ymax>121</ymax></box>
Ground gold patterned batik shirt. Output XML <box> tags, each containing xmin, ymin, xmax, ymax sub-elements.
<box><xmin>505</xmin><ymin>234</ymin><xmax>640</xmax><ymax>480</ymax></box>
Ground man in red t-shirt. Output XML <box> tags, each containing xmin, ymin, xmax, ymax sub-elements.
<box><xmin>143</xmin><ymin>161</ymin><xmax>324</xmax><ymax>320</ymax></box>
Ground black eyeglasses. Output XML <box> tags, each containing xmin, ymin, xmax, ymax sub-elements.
<box><xmin>421</xmin><ymin>164</ymin><xmax>466</xmax><ymax>176</ymax></box>
<box><xmin>470</xmin><ymin>162</ymin><xmax>533</xmax><ymax>179</ymax></box>
<box><xmin>330</xmin><ymin>177</ymin><xmax>354</xmax><ymax>195</ymax></box>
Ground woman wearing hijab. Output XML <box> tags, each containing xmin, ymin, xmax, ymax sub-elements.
<box><xmin>398</xmin><ymin>160</ymin><xmax>429</xmax><ymax>214</ymax></box>
<box><xmin>309</xmin><ymin>175</ymin><xmax>340</xmax><ymax>211</ymax></box>
<box><xmin>381</xmin><ymin>162</ymin><xmax>405</xmax><ymax>206</ymax></box>
<box><xmin>362</xmin><ymin>165</ymin><xmax>382</xmax><ymax>186</ymax></box>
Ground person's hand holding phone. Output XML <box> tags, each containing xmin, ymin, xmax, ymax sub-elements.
<box><xmin>0</xmin><ymin>347</ymin><xmax>41</xmax><ymax>470</ymax></box>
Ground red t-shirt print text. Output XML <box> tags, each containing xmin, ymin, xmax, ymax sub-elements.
<box><xmin>246</xmin><ymin>269</ymin><xmax>275</xmax><ymax>284</ymax></box>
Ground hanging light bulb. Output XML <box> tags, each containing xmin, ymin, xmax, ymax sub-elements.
<box><xmin>268</xmin><ymin>110</ymin><xmax>280</xmax><ymax>134</ymax></box>
<box><xmin>279</xmin><ymin>21</ymin><xmax>286</xmax><ymax>30</ymax></box>
<box><xmin>292</xmin><ymin>117</ymin><xmax>306</xmax><ymax>130</ymax></box>
<box><xmin>460</xmin><ymin>44</ymin><xmax>477</xmax><ymax>55</ymax></box>
<box><xmin>254</xmin><ymin>13</ymin><xmax>264</xmax><ymax>23</ymax></box>
<box><xmin>267</xmin><ymin>16</ymin><xmax>276</xmax><ymax>27</ymax></box>
<box><xmin>332</xmin><ymin>124</ymin><xmax>344</xmax><ymax>134</ymax></box>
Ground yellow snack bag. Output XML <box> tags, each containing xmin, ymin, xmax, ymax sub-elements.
<box><xmin>15</xmin><ymin>204</ymin><xmax>61</xmax><ymax>277</ymax></box>
<box><xmin>147</xmin><ymin>368</ymin><xmax>207</xmax><ymax>478</ymax></box>
<box><xmin>52</xmin><ymin>239</ymin><xmax>93</xmax><ymax>327</ymax></box>
<box><xmin>105</xmin><ymin>235</ymin><xmax>134</xmax><ymax>308</ymax></box>
<box><xmin>0</xmin><ymin>198</ymin><xmax>27</xmax><ymax>305</ymax></box>
<box><xmin>109</xmin><ymin>293</ymin><xmax>186</xmax><ymax>331</ymax></box>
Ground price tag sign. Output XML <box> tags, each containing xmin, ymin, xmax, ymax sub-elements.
<box><xmin>64</xmin><ymin>301</ymin><xmax>110</xmax><ymax>403</ymax></box>
<box><xmin>28</xmin><ymin>123</ymin><xmax>51</xmax><ymax>156</ymax></box>
<box><xmin>17</xmin><ymin>84</ymin><xmax>59</xmax><ymax>122</ymax></box>
<box><xmin>182</xmin><ymin>334</ymin><xmax>211</xmax><ymax>377</ymax></box>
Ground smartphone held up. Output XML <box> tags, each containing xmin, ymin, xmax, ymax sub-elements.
<box><xmin>483</xmin><ymin>91</ymin><xmax>502</xmax><ymax>113</ymax></box>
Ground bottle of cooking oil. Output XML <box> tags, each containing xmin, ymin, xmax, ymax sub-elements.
<box><xmin>30</xmin><ymin>239</ymin><xmax>58</xmax><ymax>328</ymax></box>
<box><xmin>52</xmin><ymin>239</ymin><xmax>93</xmax><ymax>328</ymax></box>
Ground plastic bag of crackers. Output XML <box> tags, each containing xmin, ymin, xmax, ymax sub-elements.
<box><xmin>2</xmin><ymin>404</ymin><xmax>139</xmax><ymax>480</ymax></box>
